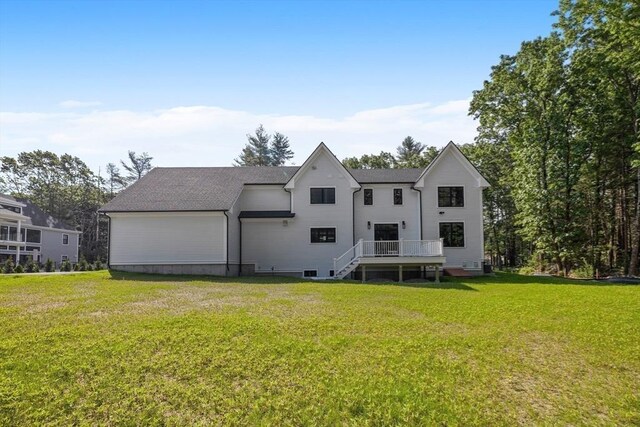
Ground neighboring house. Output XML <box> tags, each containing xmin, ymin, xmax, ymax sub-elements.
<box><xmin>0</xmin><ymin>194</ymin><xmax>80</xmax><ymax>266</ymax></box>
<box><xmin>100</xmin><ymin>142</ymin><xmax>489</xmax><ymax>281</ymax></box>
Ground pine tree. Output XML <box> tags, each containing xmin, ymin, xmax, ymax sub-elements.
<box><xmin>270</xmin><ymin>132</ymin><xmax>294</xmax><ymax>166</ymax></box>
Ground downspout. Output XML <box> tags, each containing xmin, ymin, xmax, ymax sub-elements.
<box><xmin>238</xmin><ymin>217</ymin><xmax>242</xmax><ymax>276</ymax></box>
<box><xmin>411</xmin><ymin>186</ymin><xmax>423</xmax><ymax>240</ymax></box>
<box><xmin>352</xmin><ymin>187</ymin><xmax>362</xmax><ymax>245</ymax></box>
<box><xmin>223</xmin><ymin>211</ymin><xmax>230</xmax><ymax>273</ymax></box>
<box><xmin>105</xmin><ymin>213</ymin><xmax>111</xmax><ymax>268</ymax></box>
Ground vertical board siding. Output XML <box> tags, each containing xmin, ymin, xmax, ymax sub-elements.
<box><xmin>110</xmin><ymin>212</ymin><xmax>225</xmax><ymax>264</ymax></box>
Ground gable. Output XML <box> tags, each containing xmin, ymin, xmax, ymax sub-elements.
<box><xmin>414</xmin><ymin>142</ymin><xmax>490</xmax><ymax>188</ymax></box>
<box><xmin>284</xmin><ymin>143</ymin><xmax>360</xmax><ymax>190</ymax></box>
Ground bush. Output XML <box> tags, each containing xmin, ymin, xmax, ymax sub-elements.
<box><xmin>87</xmin><ymin>264</ymin><xmax>94</xmax><ymax>271</ymax></box>
<box><xmin>78</xmin><ymin>256</ymin><xmax>89</xmax><ymax>271</ymax></box>
<box><xmin>518</xmin><ymin>265</ymin><xmax>536</xmax><ymax>275</ymax></box>
<box><xmin>73</xmin><ymin>263</ymin><xmax>80</xmax><ymax>271</ymax></box>
<box><xmin>14</xmin><ymin>264</ymin><xmax>24</xmax><ymax>273</ymax></box>
<box><xmin>44</xmin><ymin>258</ymin><xmax>55</xmax><ymax>272</ymax></box>
<box><xmin>25</xmin><ymin>257</ymin><xmax>40</xmax><ymax>273</ymax></box>
<box><xmin>94</xmin><ymin>259</ymin><xmax>104</xmax><ymax>270</ymax></box>
<box><xmin>60</xmin><ymin>259</ymin><xmax>72</xmax><ymax>272</ymax></box>
<box><xmin>2</xmin><ymin>257</ymin><xmax>15</xmax><ymax>274</ymax></box>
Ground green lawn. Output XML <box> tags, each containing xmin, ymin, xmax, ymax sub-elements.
<box><xmin>0</xmin><ymin>272</ymin><xmax>638</xmax><ymax>426</ymax></box>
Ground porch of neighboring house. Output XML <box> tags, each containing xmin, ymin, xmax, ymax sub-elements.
<box><xmin>0</xmin><ymin>205</ymin><xmax>30</xmax><ymax>265</ymax></box>
<box><xmin>333</xmin><ymin>239</ymin><xmax>446</xmax><ymax>283</ymax></box>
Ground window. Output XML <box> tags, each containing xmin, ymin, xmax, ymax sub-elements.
<box><xmin>0</xmin><ymin>204</ymin><xmax>21</xmax><ymax>214</ymax></box>
<box><xmin>329</xmin><ymin>270</ymin><xmax>335</xmax><ymax>277</ymax></box>
<box><xmin>303</xmin><ymin>270</ymin><xmax>318</xmax><ymax>277</ymax></box>
<box><xmin>439</xmin><ymin>222</ymin><xmax>465</xmax><ymax>247</ymax></box>
<box><xmin>393</xmin><ymin>188</ymin><xmax>403</xmax><ymax>205</ymax></box>
<box><xmin>438</xmin><ymin>186</ymin><xmax>464</xmax><ymax>207</ymax></box>
<box><xmin>310</xmin><ymin>188</ymin><xmax>335</xmax><ymax>204</ymax></box>
<box><xmin>310</xmin><ymin>227</ymin><xmax>336</xmax><ymax>243</ymax></box>
<box><xmin>62</xmin><ymin>234</ymin><xmax>69</xmax><ymax>245</ymax></box>
<box><xmin>0</xmin><ymin>226</ymin><xmax>7</xmax><ymax>241</ymax></box>
<box><xmin>364</xmin><ymin>189</ymin><xmax>373</xmax><ymax>206</ymax></box>
<box><xmin>26</xmin><ymin>229</ymin><xmax>41</xmax><ymax>243</ymax></box>
<box><xmin>61</xmin><ymin>255</ymin><xmax>68</xmax><ymax>261</ymax></box>
<box><xmin>25</xmin><ymin>246</ymin><xmax>41</xmax><ymax>252</ymax></box>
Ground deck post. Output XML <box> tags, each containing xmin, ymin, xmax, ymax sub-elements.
<box><xmin>398</xmin><ymin>265</ymin><xmax>403</xmax><ymax>282</ymax></box>
<box><xmin>361</xmin><ymin>265</ymin><xmax>366</xmax><ymax>283</ymax></box>
<box><xmin>434</xmin><ymin>265</ymin><xmax>440</xmax><ymax>283</ymax></box>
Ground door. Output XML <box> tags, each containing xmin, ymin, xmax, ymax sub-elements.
<box><xmin>373</xmin><ymin>224</ymin><xmax>399</xmax><ymax>256</ymax></box>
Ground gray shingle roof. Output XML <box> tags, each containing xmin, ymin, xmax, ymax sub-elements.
<box><xmin>1</xmin><ymin>194</ymin><xmax>76</xmax><ymax>230</ymax></box>
<box><xmin>99</xmin><ymin>166</ymin><xmax>425</xmax><ymax>212</ymax></box>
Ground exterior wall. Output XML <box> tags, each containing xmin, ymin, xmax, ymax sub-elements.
<box><xmin>353</xmin><ymin>184</ymin><xmax>421</xmax><ymax>242</ymax></box>
<box><xmin>111</xmin><ymin>263</ymin><xmax>254</xmax><ymax>276</ymax></box>
<box><xmin>40</xmin><ymin>228</ymin><xmax>79</xmax><ymax>265</ymax></box>
<box><xmin>420</xmin><ymin>154</ymin><xmax>484</xmax><ymax>269</ymax></box>
<box><xmin>242</xmin><ymin>152</ymin><xmax>356</xmax><ymax>277</ymax></box>
<box><xmin>0</xmin><ymin>222</ymin><xmax>79</xmax><ymax>266</ymax></box>
<box><xmin>109</xmin><ymin>212</ymin><xmax>226</xmax><ymax>265</ymax></box>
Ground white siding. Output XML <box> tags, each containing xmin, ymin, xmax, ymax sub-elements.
<box><xmin>354</xmin><ymin>184</ymin><xmax>421</xmax><ymax>242</ymax></box>
<box><xmin>109</xmin><ymin>212</ymin><xmax>226</xmax><ymax>264</ymax></box>
<box><xmin>243</xmin><ymin>151</ymin><xmax>356</xmax><ymax>276</ymax></box>
<box><xmin>419</xmin><ymin>153</ymin><xmax>484</xmax><ymax>269</ymax></box>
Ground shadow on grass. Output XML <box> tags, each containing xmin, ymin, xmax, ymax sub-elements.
<box><xmin>107</xmin><ymin>270</ymin><xmax>304</xmax><ymax>285</ymax></box>
<box><xmin>462</xmin><ymin>272</ymin><xmax>640</xmax><ymax>287</ymax></box>
<box><xmin>358</xmin><ymin>280</ymin><xmax>478</xmax><ymax>291</ymax></box>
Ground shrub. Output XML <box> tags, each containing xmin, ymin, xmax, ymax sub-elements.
<box><xmin>518</xmin><ymin>265</ymin><xmax>536</xmax><ymax>275</ymax></box>
<box><xmin>87</xmin><ymin>264</ymin><xmax>94</xmax><ymax>271</ymax></box>
<box><xmin>2</xmin><ymin>257</ymin><xmax>15</xmax><ymax>274</ymax></box>
<box><xmin>25</xmin><ymin>257</ymin><xmax>40</xmax><ymax>273</ymax></box>
<box><xmin>60</xmin><ymin>259</ymin><xmax>72</xmax><ymax>272</ymax></box>
<box><xmin>44</xmin><ymin>258</ymin><xmax>55</xmax><ymax>272</ymax></box>
<box><xmin>94</xmin><ymin>259</ymin><xmax>104</xmax><ymax>270</ymax></box>
<box><xmin>14</xmin><ymin>264</ymin><xmax>24</xmax><ymax>274</ymax></box>
<box><xmin>73</xmin><ymin>263</ymin><xmax>80</xmax><ymax>271</ymax></box>
<box><xmin>78</xmin><ymin>256</ymin><xmax>89</xmax><ymax>271</ymax></box>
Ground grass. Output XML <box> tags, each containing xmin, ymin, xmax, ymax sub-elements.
<box><xmin>0</xmin><ymin>272</ymin><xmax>638</xmax><ymax>426</ymax></box>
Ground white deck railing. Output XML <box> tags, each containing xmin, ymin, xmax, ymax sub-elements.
<box><xmin>334</xmin><ymin>239</ymin><xmax>444</xmax><ymax>275</ymax></box>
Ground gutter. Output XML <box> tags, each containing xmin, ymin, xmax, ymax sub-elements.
<box><xmin>352</xmin><ymin>187</ymin><xmax>362</xmax><ymax>245</ymax></box>
<box><xmin>223</xmin><ymin>211</ymin><xmax>230</xmax><ymax>273</ymax></box>
<box><xmin>411</xmin><ymin>186</ymin><xmax>423</xmax><ymax>239</ymax></box>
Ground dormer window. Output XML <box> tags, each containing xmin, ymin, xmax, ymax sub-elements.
<box><xmin>310</xmin><ymin>188</ymin><xmax>335</xmax><ymax>204</ymax></box>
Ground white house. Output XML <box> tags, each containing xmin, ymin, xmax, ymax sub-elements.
<box><xmin>100</xmin><ymin>142</ymin><xmax>489</xmax><ymax>281</ymax></box>
<box><xmin>0</xmin><ymin>194</ymin><xmax>80</xmax><ymax>267</ymax></box>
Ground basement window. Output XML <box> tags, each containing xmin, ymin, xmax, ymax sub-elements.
<box><xmin>303</xmin><ymin>270</ymin><xmax>318</xmax><ymax>277</ymax></box>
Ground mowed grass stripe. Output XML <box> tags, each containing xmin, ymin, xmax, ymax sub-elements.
<box><xmin>0</xmin><ymin>272</ymin><xmax>638</xmax><ymax>425</ymax></box>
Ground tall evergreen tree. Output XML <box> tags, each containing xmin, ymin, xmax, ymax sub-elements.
<box><xmin>120</xmin><ymin>151</ymin><xmax>153</xmax><ymax>183</ymax></box>
<box><xmin>235</xmin><ymin>125</ymin><xmax>294</xmax><ymax>166</ymax></box>
<box><xmin>270</xmin><ymin>132</ymin><xmax>294</xmax><ymax>166</ymax></box>
<box><xmin>396</xmin><ymin>136</ymin><xmax>425</xmax><ymax>167</ymax></box>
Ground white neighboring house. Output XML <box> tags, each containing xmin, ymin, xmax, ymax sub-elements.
<box><xmin>0</xmin><ymin>194</ymin><xmax>80</xmax><ymax>267</ymax></box>
<box><xmin>100</xmin><ymin>142</ymin><xmax>489</xmax><ymax>281</ymax></box>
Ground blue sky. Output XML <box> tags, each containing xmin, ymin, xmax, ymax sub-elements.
<box><xmin>0</xmin><ymin>0</ymin><xmax>558</xmax><ymax>169</ymax></box>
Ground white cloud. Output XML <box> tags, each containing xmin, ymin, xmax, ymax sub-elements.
<box><xmin>0</xmin><ymin>100</ymin><xmax>477</xmax><ymax>171</ymax></box>
<box><xmin>59</xmin><ymin>100</ymin><xmax>103</xmax><ymax>108</ymax></box>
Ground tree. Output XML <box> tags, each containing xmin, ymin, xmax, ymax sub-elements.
<box><xmin>343</xmin><ymin>152</ymin><xmax>396</xmax><ymax>169</ymax></box>
<box><xmin>270</xmin><ymin>132</ymin><xmax>294</xmax><ymax>166</ymax></box>
<box><xmin>120</xmin><ymin>151</ymin><xmax>153</xmax><ymax>183</ymax></box>
<box><xmin>396</xmin><ymin>136</ymin><xmax>425</xmax><ymax>167</ymax></box>
<box><xmin>105</xmin><ymin>163</ymin><xmax>126</xmax><ymax>198</ymax></box>
<box><xmin>234</xmin><ymin>125</ymin><xmax>294</xmax><ymax>166</ymax></box>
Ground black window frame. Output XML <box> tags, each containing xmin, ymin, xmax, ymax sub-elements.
<box><xmin>310</xmin><ymin>227</ymin><xmax>336</xmax><ymax>243</ymax></box>
<box><xmin>439</xmin><ymin>222</ymin><xmax>465</xmax><ymax>248</ymax></box>
<box><xmin>363</xmin><ymin>189</ymin><xmax>373</xmax><ymax>206</ymax></box>
<box><xmin>303</xmin><ymin>270</ymin><xmax>318</xmax><ymax>278</ymax></box>
<box><xmin>310</xmin><ymin>187</ymin><xmax>336</xmax><ymax>205</ymax></box>
<box><xmin>438</xmin><ymin>186</ymin><xmax>465</xmax><ymax>207</ymax></box>
<box><xmin>393</xmin><ymin>188</ymin><xmax>403</xmax><ymax>205</ymax></box>
<box><xmin>62</xmin><ymin>234</ymin><xmax>69</xmax><ymax>245</ymax></box>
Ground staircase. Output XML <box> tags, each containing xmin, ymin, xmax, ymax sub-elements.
<box><xmin>333</xmin><ymin>240</ymin><xmax>363</xmax><ymax>279</ymax></box>
<box><xmin>334</xmin><ymin>258</ymin><xmax>361</xmax><ymax>279</ymax></box>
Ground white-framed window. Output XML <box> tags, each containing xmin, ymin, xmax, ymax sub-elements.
<box><xmin>438</xmin><ymin>186</ymin><xmax>465</xmax><ymax>207</ymax></box>
<box><xmin>26</xmin><ymin>229</ymin><xmax>42</xmax><ymax>243</ymax></box>
<box><xmin>393</xmin><ymin>188</ymin><xmax>403</xmax><ymax>205</ymax></box>
<box><xmin>62</xmin><ymin>234</ymin><xmax>69</xmax><ymax>245</ymax></box>
<box><xmin>310</xmin><ymin>187</ymin><xmax>335</xmax><ymax>204</ymax></box>
<box><xmin>364</xmin><ymin>188</ymin><xmax>373</xmax><ymax>206</ymax></box>
<box><xmin>310</xmin><ymin>227</ymin><xmax>336</xmax><ymax>243</ymax></box>
<box><xmin>303</xmin><ymin>270</ymin><xmax>318</xmax><ymax>278</ymax></box>
<box><xmin>61</xmin><ymin>255</ymin><xmax>69</xmax><ymax>261</ymax></box>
